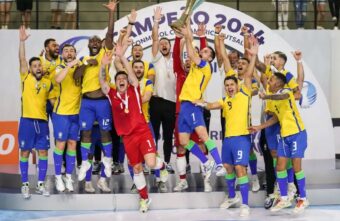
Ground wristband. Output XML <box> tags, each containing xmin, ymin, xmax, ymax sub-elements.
<box><xmin>214</xmin><ymin>32</ymin><xmax>220</xmax><ymax>35</ymax></box>
<box><xmin>297</xmin><ymin>60</ymin><xmax>302</xmax><ymax>63</ymax></box>
<box><xmin>128</xmin><ymin>22</ymin><xmax>135</xmax><ymax>26</ymax></box>
<box><xmin>154</xmin><ymin>19</ymin><xmax>161</xmax><ymax>23</ymax></box>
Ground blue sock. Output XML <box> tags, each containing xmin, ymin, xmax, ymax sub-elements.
<box><xmin>277</xmin><ymin>170</ymin><xmax>288</xmax><ymax>197</ymax></box>
<box><xmin>249</xmin><ymin>152</ymin><xmax>257</xmax><ymax>175</ymax></box>
<box><xmin>85</xmin><ymin>160</ymin><xmax>93</xmax><ymax>182</ymax></box>
<box><xmin>20</xmin><ymin>157</ymin><xmax>29</xmax><ymax>183</ymax></box>
<box><xmin>205</xmin><ymin>139</ymin><xmax>222</xmax><ymax>165</ymax></box>
<box><xmin>101</xmin><ymin>142</ymin><xmax>112</xmax><ymax>158</ymax></box>
<box><xmin>100</xmin><ymin>162</ymin><xmax>106</xmax><ymax>178</ymax></box>
<box><xmin>128</xmin><ymin>164</ymin><xmax>134</xmax><ymax>179</ymax></box>
<box><xmin>238</xmin><ymin>176</ymin><xmax>249</xmax><ymax>205</ymax></box>
<box><xmin>286</xmin><ymin>159</ymin><xmax>294</xmax><ymax>183</ymax></box>
<box><xmin>53</xmin><ymin>147</ymin><xmax>64</xmax><ymax>175</ymax></box>
<box><xmin>154</xmin><ymin>169</ymin><xmax>160</xmax><ymax>178</ymax></box>
<box><xmin>295</xmin><ymin>170</ymin><xmax>306</xmax><ymax>198</ymax></box>
<box><xmin>118</xmin><ymin>142</ymin><xmax>125</xmax><ymax>163</ymax></box>
<box><xmin>225</xmin><ymin>173</ymin><xmax>236</xmax><ymax>198</ymax></box>
<box><xmin>38</xmin><ymin>156</ymin><xmax>48</xmax><ymax>182</ymax></box>
<box><xmin>185</xmin><ymin>140</ymin><xmax>208</xmax><ymax>164</ymax></box>
<box><xmin>81</xmin><ymin>142</ymin><xmax>91</xmax><ymax>161</ymax></box>
<box><xmin>66</xmin><ymin>150</ymin><xmax>76</xmax><ymax>175</ymax></box>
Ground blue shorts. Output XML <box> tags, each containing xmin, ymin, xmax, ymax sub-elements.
<box><xmin>89</xmin><ymin>124</ymin><xmax>102</xmax><ymax>154</ymax></box>
<box><xmin>18</xmin><ymin>118</ymin><xmax>50</xmax><ymax>151</ymax></box>
<box><xmin>178</xmin><ymin>101</ymin><xmax>206</xmax><ymax>133</ymax></box>
<box><xmin>265</xmin><ymin>122</ymin><xmax>281</xmax><ymax>151</ymax></box>
<box><xmin>52</xmin><ymin>113</ymin><xmax>79</xmax><ymax>141</ymax></box>
<box><xmin>278</xmin><ymin>130</ymin><xmax>307</xmax><ymax>158</ymax></box>
<box><xmin>222</xmin><ymin>135</ymin><xmax>251</xmax><ymax>166</ymax></box>
<box><xmin>79</xmin><ymin>98</ymin><xmax>112</xmax><ymax>131</ymax></box>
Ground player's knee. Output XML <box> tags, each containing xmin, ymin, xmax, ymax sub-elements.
<box><xmin>66</xmin><ymin>140</ymin><xmax>77</xmax><ymax>150</ymax></box>
<box><xmin>133</xmin><ymin>164</ymin><xmax>143</xmax><ymax>174</ymax></box>
<box><xmin>145</xmin><ymin>158</ymin><xmax>156</xmax><ymax>169</ymax></box>
<box><xmin>100</xmin><ymin>130</ymin><xmax>112</xmax><ymax>143</ymax></box>
<box><xmin>177</xmin><ymin>146</ymin><xmax>186</xmax><ymax>154</ymax></box>
<box><xmin>81</xmin><ymin>130</ymin><xmax>92</xmax><ymax>142</ymax></box>
<box><xmin>20</xmin><ymin>150</ymin><xmax>30</xmax><ymax>158</ymax></box>
<box><xmin>235</xmin><ymin>165</ymin><xmax>246</xmax><ymax>177</ymax></box>
<box><xmin>223</xmin><ymin>163</ymin><xmax>234</xmax><ymax>174</ymax></box>
<box><xmin>38</xmin><ymin>150</ymin><xmax>48</xmax><ymax>157</ymax></box>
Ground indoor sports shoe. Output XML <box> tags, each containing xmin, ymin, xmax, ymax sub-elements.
<box><xmin>130</xmin><ymin>184</ymin><xmax>138</xmax><ymax>194</ymax></box>
<box><xmin>139</xmin><ymin>198</ymin><xmax>152</xmax><ymax>213</ymax></box>
<box><xmin>102</xmin><ymin>157</ymin><xmax>113</xmax><ymax>177</ymax></box>
<box><xmin>36</xmin><ymin>182</ymin><xmax>50</xmax><ymax>197</ymax></box>
<box><xmin>239</xmin><ymin>204</ymin><xmax>250</xmax><ymax>217</ymax></box>
<box><xmin>288</xmin><ymin>183</ymin><xmax>297</xmax><ymax>202</ymax></box>
<box><xmin>215</xmin><ymin>164</ymin><xmax>226</xmax><ymax>177</ymax></box>
<box><xmin>293</xmin><ymin>198</ymin><xmax>309</xmax><ymax>214</ymax></box>
<box><xmin>251</xmin><ymin>174</ymin><xmax>260</xmax><ymax>192</ymax></box>
<box><xmin>85</xmin><ymin>182</ymin><xmax>95</xmax><ymax>193</ymax></box>
<box><xmin>270</xmin><ymin>198</ymin><xmax>292</xmax><ymax>212</ymax></box>
<box><xmin>157</xmin><ymin>181</ymin><xmax>168</xmax><ymax>193</ymax></box>
<box><xmin>55</xmin><ymin>175</ymin><xmax>65</xmax><ymax>192</ymax></box>
<box><xmin>203</xmin><ymin>160</ymin><xmax>215</xmax><ymax>180</ymax></box>
<box><xmin>264</xmin><ymin>194</ymin><xmax>277</xmax><ymax>209</ymax></box>
<box><xmin>173</xmin><ymin>180</ymin><xmax>188</xmax><ymax>192</ymax></box>
<box><xmin>63</xmin><ymin>175</ymin><xmax>74</xmax><ymax>192</ymax></box>
<box><xmin>97</xmin><ymin>178</ymin><xmax>111</xmax><ymax>193</ymax></box>
<box><xmin>21</xmin><ymin>182</ymin><xmax>31</xmax><ymax>199</ymax></box>
<box><xmin>220</xmin><ymin>194</ymin><xmax>240</xmax><ymax>209</ymax></box>
<box><xmin>160</xmin><ymin>168</ymin><xmax>169</xmax><ymax>183</ymax></box>
<box><xmin>78</xmin><ymin>160</ymin><xmax>91</xmax><ymax>181</ymax></box>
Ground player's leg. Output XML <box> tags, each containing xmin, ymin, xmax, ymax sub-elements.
<box><xmin>84</xmin><ymin>145</ymin><xmax>95</xmax><ymax>193</ymax></box>
<box><xmin>249</xmin><ymin>147</ymin><xmax>260</xmax><ymax>192</ymax></box>
<box><xmin>133</xmin><ymin>163</ymin><xmax>151</xmax><ymax>212</ymax></box>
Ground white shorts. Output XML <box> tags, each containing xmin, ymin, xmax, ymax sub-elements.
<box><xmin>51</xmin><ymin>0</ymin><xmax>65</xmax><ymax>10</ymax></box>
<box><xmin>65</xmin><ymin>0</ymin><xmax>76</xmax><ymax>14</ymax></box>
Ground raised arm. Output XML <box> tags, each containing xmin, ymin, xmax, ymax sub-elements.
<box><xmin>102</xmin><ymin>0</ymin><xmax>119</xmax><ymax>50</ymax></box>
<box><xmin>152</xmin><ymin>6</ymin><xmax>162</xmax><ymax>57</ymax></box>
<box><xmin>196</xmin><ymin>22</ymin><xmax>207</xmax><ymax>50</ymax></box>
<box><xmin>126</xmin><ymin>9</ymin><xmax>137</xmax><ymax>38</ymax></box>
<box><xmin>242</xmin><ymin>25</ymin><xmax>250</xmax><ymax>59</ymax></box>
<box><xmin>19</xmin><ymin>26</ymin><xmax>29</xmax><ymax>74</ymax></box>
<box><xmin>180</xmin><ymin>25</ymin><xmax>201</xmax><ymax>65</ymax></box>
<box><xmin>292</xmin><ymin>50</ymin><xmax>304</xmax><ymax>92</ymax></box>
<box><xmin>243</xmin><ymin>36</ymin><xmax>258</xmax><ymax>90</ymax></box>
<box><xmin>214</xmin><ymin>25</ymin><xmax>223</xmax><ymax>68</ymax></box>
<box><xmin>173</xmin><ymin>35</ymin><xmax>184</xmax><ymax>74</ymax></box>
<box><xmin>55</xmin><ymin>60</ymin><xmax>80</xmax><ymax>83</ymax></box>
<box><xmin>219</xmin><ymin>33</ymin><xmax>232</xmax><ymax>73</ymax></box>
<box><xmin>99</xmin><ymin>53</ymin><xmax>112</xmax><ymax>95</ymax></box>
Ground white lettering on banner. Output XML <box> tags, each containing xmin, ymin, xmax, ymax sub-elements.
<box><xmin>0</xmin><ymin>134</ymin><xmax>15</xmax><ymax>155</ymax></box>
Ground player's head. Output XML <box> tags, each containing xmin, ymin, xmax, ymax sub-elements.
<box><xmin>29</xmin><ymin>57</ymin><xmax>43</xmax><ymax>80</ymax></box>
<box><xmin>237</xmin><ymin>57</ymin><xmax>250</xmax><ymax>75</ymax></box>
<box><xmin>224</xmin><ymin>75</ymin><xmax>238</xmax><ymax>97</ymax></box>
<box><xmin>272</xmin><ymin>51</ymin><xmax>287</xmax><ymax>69</ymax></box>
<box><xmin>199</xmin><ymin>46</ymin><xmax>215</xmax><ymax>63</ymax></box>
<box><xmin>88</xmin><ymin>35</ymin><xmax>102</xmax><ymax>56</ymax></box>
<box><xmin>132</xmin><ymin>44</ymin><xmax>144</xmax><ymax>60</ymax></box>
<box><xmin>184</xmin><ymin>58</ymin><xmax>191</xmax><ymax>73</ymax></box>
<box><xmin>159</xmin><ymin>37</ymin><xmax>171</xmax><ymax>56</ymax></box>
<box><xmin>132</xmin><ymin>60</ymin><xmax>145</xmax><ymax>80</ymax></box>
<box><xmin>61</xmin><ymin>44</ymin><xmax>76</xmax><ymax>63</ymax></box>
<box><xmin>115</xmin><ymin>71</ymin><xmax>129</xmax><ymax>93</ymax></box>
<box><xmin>268</xmin><ymin>72</ymin><xmax>286</xmax><ymax>92</ymax></box>
<box><xmin>44</xmin><ymin>38</ymin><xmax>59</xmax><ymax>59</ymax></box>
<box><xmin>228</xmin><ymin>50</ymin><xmax>240</xmax><ymax>69</ymax></box>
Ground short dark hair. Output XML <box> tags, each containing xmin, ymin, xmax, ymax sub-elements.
<box><xmin>229</xmin><ymin>50</ymin><xmax>240</xmax><ymax>58</ymax></box>
<box><xmin>159</xmin><ymin>37</ymin><xmax>171</xmax><ymax>46</ymax></box>
<box><xmin>207</xmin><ymin>46</ymin><xmax>216</xmax><ymax>62</ymax></box>
<box><xmin>239</xmin><ymin>57</ymin><xmax>250</xmax><ymax>63</ymax></box>
<box><xmin>132</xmin><ymin>60</ymin><xmax>144</xmax><ymax>67</ymax></box>
<box><xmin>224</xmin><ymin>76</ymin><xmax>238</xmax><ymax>84</ymax></box>
<box><xmin>29</xmin><ymin>57</ymin><xmax>41</xmax><ymax>66</ymax></box>
<box><xmin>273</xmin><ymin>72</ymin><xmax>287</xmax><ymax>85</ymax></box>
<box><xmin>273</xmin><ymin>51</ymin><xmax>287</xmax><ymax>64</ymax></box>
<box><xmin>44</xmin><ymin>38</ymin><xmax>56</xmax><ymax>48</ymax></box>
<box><xmin>61</xmin><ymin>44</ymin><xmax>76</xmax><ymax>53</ymax></box>
<box><xmin>114</xmin><ymin>71</ymin><xmax>128</xmax><ymax>82</ymax></box>
<box><xmin>132</xmin><ymin>43</ymin><xmax>143</xmax><ymax>51</ymax></box>
<box><xmin>89</xmin><ymin>35</ymin><xmax>102</xmax><ymax>42</ymax></box>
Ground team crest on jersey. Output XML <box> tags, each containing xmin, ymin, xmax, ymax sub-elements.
<box><xmin>20</xmin><ymin>141</ymin><xmax>25</xmax><ymax>148</ymax></box>
<box><xmin>42</xmin><ymin>83</ymin><xmax>46</xmax><ymax>89</ymax></box>
<box><xmin>82</xmin><ymin>122</ymin><xmax>87</xmax><ymax>128</ymax></box>
<box><xmin>58</xmin><ymin>132</ymin><xmax>63</xmax><ymax>139</ymax></box>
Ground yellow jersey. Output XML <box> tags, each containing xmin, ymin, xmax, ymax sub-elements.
<box><xmin>40</xmin><ymin>55</ymin><xmax>62</xmax><ymax>100</ymax></box>
<box><xmin>20</xmin><ymin>72</ymin><xmax>52</xmax><ymax>120</ymax></box>
<box><xmin>130</xmin><ymin>60</ymin><xmax>155</xmax><ymax>80</ymax></box>
<box><xmin>225</xmin><ymin>69</ymin><xmax>259</xmax><ymax>92</ymax></box>
<box><xmin>179</xmin><ymin>60</ymin><xmax>212</xmax><ymax>102</ymax></box>
<box><xmin>80</xmin><ymin>48</ymin><xmax>111</xmax><ymax>94</ymax></box>
<box><xmin>270</xmin><ymin>89</ymin><xmax>305</xmax><ymax>137</ymax></box>
<box><xmin>220</xmin><ymin>85</ymin><xmax>251</xmax><ymax>138</ymax></box>
<box><xmin>139</xmin><ymin>78</ymin><xmax>153</xmax><ymax>122</ymax></box>
<box><xmin>53</xmin><ymin>62</ymin><xmax>82</xmax><ymax>115</ymax></box>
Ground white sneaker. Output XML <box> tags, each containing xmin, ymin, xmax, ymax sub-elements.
<box><xmin>334</xmin><ymin>26</ymin><xmax>339</xmax><ymax>30</ymax></box>
<box><xmin>293</xmin><ymin>198</ymin><xmax>309</xmax><ymax>214</ymax></box>
<box><xmin>264</xmin><ymin>193</ymin><xmax>279</xmax><ymax>209</ymax></box>
<box><xmin>63</xmin><ymin>175</ymin><xmax>74</xmax><ymax>192</ymax></box>
<box><xmin>288</xmin><ymin>183</ymin><xmax>297</xmax><ymax>202</ymax></box>
<box><xmin>203</xmin><ymin>160</ymin><xmax>215</xmax><ymax>179</ymax></box>
<box><xmin>251</xmin><ymin>174</ymin><xmax>260</xmax><ymax>192</ymax></box>
<box><xmin>317</xmin><ymin>26</ymin><xmax>324</xmax><ymax>30</ymax></box>
<box><xmin>284</xmin><ymin>26</ymin><xmax>289</xmax><ymax>30</ymax></box>
<box><xmin>78</xmin><ymin>160</ymin><xmax>91</xmax><ymax>181</ymax></box>
<box><xmin>240</xmin><ymin>204</ymin><xmax>250</xmax><ymax>217</ymax></box>
<box><xmin>85</xmin><ymin>181</ymin><xmax>95</xmax><ymax>193</ymax></box>
<box><xmin>21</xmin><ymin>183</ymin><xmax>31</xmax><ymax>199</ymax></box>
<box><xmin>220</xmin><ymin>194</ymin><xmax>240</xmax><ymax>209</ymax></box>
<box><xmin>270</xmin><ymin>197</ymin><xmax>292</xmax><ymax>212</ymax></box>
<box><xmin>160</xmin><ymin>168</ymin><xmax>169</xmax><ymax>183</ymax></box>
<box><xmin>139</xmin><ymin>198</ymin><xmax>152</xmax><ymax>213</ymax></box>
<box><xmin>173</xmin><ymin>180</ymin><xmax>188</xmax><ymax>192</ymax></box>
<box><xmin>102</xmin><ymin>157</ymin><xmax>113</xmax><ymax>177</ymax></box>
<box><xmin>215</xmin><ymin>164</ymin><xmax>226</xmax><ymax>177</ymax></box>
<box><xmin>204</xmin><ymin>176</ymin><xmax>212</xmax><ymax>192</ymax></box>
<box><xmin>130</xmin><ymin>184</ymin><xmax>138</xmax><ymax>194</ymax></box>
<box><xmin>157</xmin><ymin>181</ymin><xmax>168</xmax><ymax>193</ymax></box>
<box><xmin>55</xmin><ymin>175</ymin><xmax>65</xmax><ymax>192</ymax></box>
<box><xmin>332</xmin><ymin>16</ymin><xmax>337</xmax><ymax>21</ymax></box>
<box><xmin>97</xmin><ymin>178</ymin><xmax>111</xmax><ymax>193</ymax></box>
<box><xmin>36</xmin><ymin>182</ymin><xmax>50</xmax><ymax>196</ymax></box>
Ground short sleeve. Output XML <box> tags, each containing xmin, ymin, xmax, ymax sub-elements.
<box><xmin>251</xmin><ymin>78</ymin><xmax>259</xmax><ymax>91</ymax></box>
<box><xmin>225</xmin><ymin>69</ymin><xmax>237</xmax><ymax>77</ymax></box>
<box><xmin>197</xmin><ymin>60</ymin><xmax>207</xmax><ymax>68</ymax></box>
<box><xmin>147</xmin><ymin>63</ymin><xmax>155</xmax><ymax>76</ymax></box>
<box><xmin>145</xmin><ymin>79</ymin><xmax>153</xmax><ymax>92</ymax></box>
<box><xmin>285</xmin><ymin>72</ymin><xmax>299</xmax><ymax>90</ymax></box>
<box><xmin>20</xmin><ymin>71</ymin><xmax>29</xmax><ymax>81</ymax></box>
<box><xmin>240</xmin><ymin>84</ymin><xmax>251</xmax><ymax>97</ymax></box>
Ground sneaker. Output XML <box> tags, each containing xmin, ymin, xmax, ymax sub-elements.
<box><xmin>63</xmin><ymin>175</ymin><xmax>74</xmax><ymax>192</ymax></box>
<box><xmin>283</xmin><ymin>26</ymin><xmax>289</xmax><ymax>30</ymax></box>
<box><xmin>173</xmin><ymin>180</ymin><xmax>188</xmax><ymax>192</ymax></box>
<box><xmin>85</xmin><ymin>181</ymin><xmax>95</xmax><ymax>193</ymax></box>
<box><xmin>293</xmin><ymin>198</ymin><xmax>309</xmax><ymax>214</ymax></box>
<box><xmin>203</xmin><ymin>160</ymin><xmax>215</xmax><ymax>180</ymax></box>
<box><xmin>186</xmin><ymin>164</ymin><xmax>191</xmax><ymax>174</ymax></box>
<box><xmin>36</xmin><ymin>182</ymin><xmax>50</xmax><ymax>196</ymax></box>
<box><xmin>240</xmin><ymin>204</ymin><xmax>250</xmax><ymax>217</ymax></box>
<box><xmin>220</xmin><ymin>194</ymin><xmax>240</xmax><ymax>209</ymax></box>
<box><xmin>215</xmin><ymin>164</ymin><xmax>226</xmax><ymax>177</ymax></box>
<box><xmin>130</xmin><ymin>184</ymin><xmax>138</xmax><ymax>194</ymax></box>
<box><xmin>157</xmin><ymin>181</ymin><xmax>168</xmax><ymax>193</ymax></box>
<box><xmin>251</xmin><ymin>174</ymin><xmax>260</xmax><ymax>192</ymax></box>
<box><xmin>288</xmin><ymin>183</ymin><xmax>297</xmax><ymax>202</ymax></box>
<box><xmin>166</xmin><ymin>164</ymin><xmax>175</xmax><ymax>174</ymax></box>
<box><xmin>332</xmin><ymin>16</ymin><xmax>337</xmax><ymax>21</ymax></box>
<box><xmin>118</xmin><ymin>163</ymin><xmax>125</xmax><ymax>173</ymax></box>
<box><xmin>264</xmin><ymin>194</ymin><xmax>277</xmax><ymax>209</ymax></box>
<box><xmin>139</xmin><ymin>198</ymin><xmax>152</xmax><ymax>213</ymax></box>
<box><xmin>97</xmin><ymin>178</ymin><xmax>111</xmax><ymax>193</ymax></box>
<box><xmin>160</xmin><ymin>168</ymin><xmax>169</xmax><ymax>183</ymax></box>
<box><xmin>78</xmin><ymin>160</ymin><xmax>91</xmax><ymax>181</ymax></box>
<box><xmin>270</xmin><ymin>198</ymin><xmax>292</xmax><ymax>212</ymax></box>
<box><xmin>102</xmin><ymin>157</ymin><xmax>113</xmax><ymax>177</ymax></box>
<box><xmin>92</xmin><ymin>161</ymin><xmax>100</xmax><ymax>173</ymax></box>
<box><xmin>317</xmin><ymin>26</ymin><xmax>324</xmax><ymax>30</ymax></box>
<box><xmin>204</xmin><ymin>176</ymin><xmax>212</xmax><ymax>192</ymax></box>
<box><xmin>112</xmin><ymin>162</ymin><xmax>119</xmax><ymax>174</ymax></box>
<box><xmin>334</xmin><ymin>26</ymin><xmax>339</xmax><ymax>30</ymax></box>
<box><xmin>55</xmin><ymin>175</ymin><xmax>65</xmax><ymax>192</ymax></box>
<box><xmin>21</xmin><ymin>183</ymin><xmax>31</xmax><ymax>199</ymax></box>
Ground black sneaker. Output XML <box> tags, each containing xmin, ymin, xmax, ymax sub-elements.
<box><xmin>186</xmin><ymin>164</ymin><xmax>191</xmax><ymax>174</ymax></box>
<box><xmin>166</xmin><ymin>164</ymin><xmax>175</xmax><ymax>174</ymax></box>
<box><xmin>92</xmin><ymin>161</ymin><xmax>100</xmax><ymax>174</ymax></box>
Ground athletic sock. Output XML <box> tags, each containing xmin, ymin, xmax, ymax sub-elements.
<box><xmin>85</xmin><ymin>160</ymin><xmax>93</xmax><ymax>182</ymax></box>
<box><xmin>286</xmin><ymin>159</ymin><xmax>294</xmax><ymax>183</ymax></box>
<box><xmin>100</xmin><ymin>162</ymin><xmax>107</xmax><ymax>178</ymax></box>
<box><xmin>225</xmin><ymin>172</ymin><xmax>236</xmax><ymax>198</ymax></box>
<box><xmin>134</xmin><ymin>171</ymin><xmax>148</xmax><ymax>199</ymax></box>
<box><xmin>204</xmin><ymin>139</ymin><xmax>222</xmax><ymax>165</ymax></box>
<box><xmin>81</xmin><ymin>142</ymin><xmax>91</xmax><ymax>161</ymax></box>
<box><xmin>277</xmin><ymin>170</ymin><xmax>288</xmax><ymax>198</ymax></box>
<box><xmin>185</xmin><ymin>140</ymin><xmax>208</xmax><ymax>164</ymax></box>
<box><xmin>20</xmin><ymin>157</ymin><xmax>29</xmax><ymax>183</ymax></box>
<box><xmin>238</xmin><ymin>176</ymin><xmax>249</xmax><ymax>205</ymax></box>
<box><xmin>154</xmin><ymin>169</ymin><xmax>160</xmax><ymax>179</ymax></box>
<box><xmin>295</xmin><ymin>170</ymin><xmax>306</xmax><ymax>198</ymax></box>
<box><xmin>249</xmin><ymin>152</ymin><xmax>257</xmax><ymax>175</ymax></box>
<box><xmin>128</xmin><ymin>164</ymin><xmax>134</xmax><ymax>179</ymax></box>
<box><xmin>118</xmin><ymin>142</ymin><xmax>125</xmax><ymax>164</ymax></box>
<box><xmin>66</xmin><ymin>150</ymin><xmax>76</xmax><ymax>175</ymax></box>
<box><xmin>101</xmin><ymin>142</ymin><xmax>112</xmax><ymax>158</ymax></box>
<box><xmin>53</xmin><ymin>147</ymin><xmax>64</xmax><ymax>176</ymax></box>
<box><xmin>177</xmin><ymin>153</ymin><xmax>187</xmax><ymax>180</ymax></box>
<box><xmin>38</xmin><ymin>156</ymin><xmax>48</xmax><ymax>182</ymax></box>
